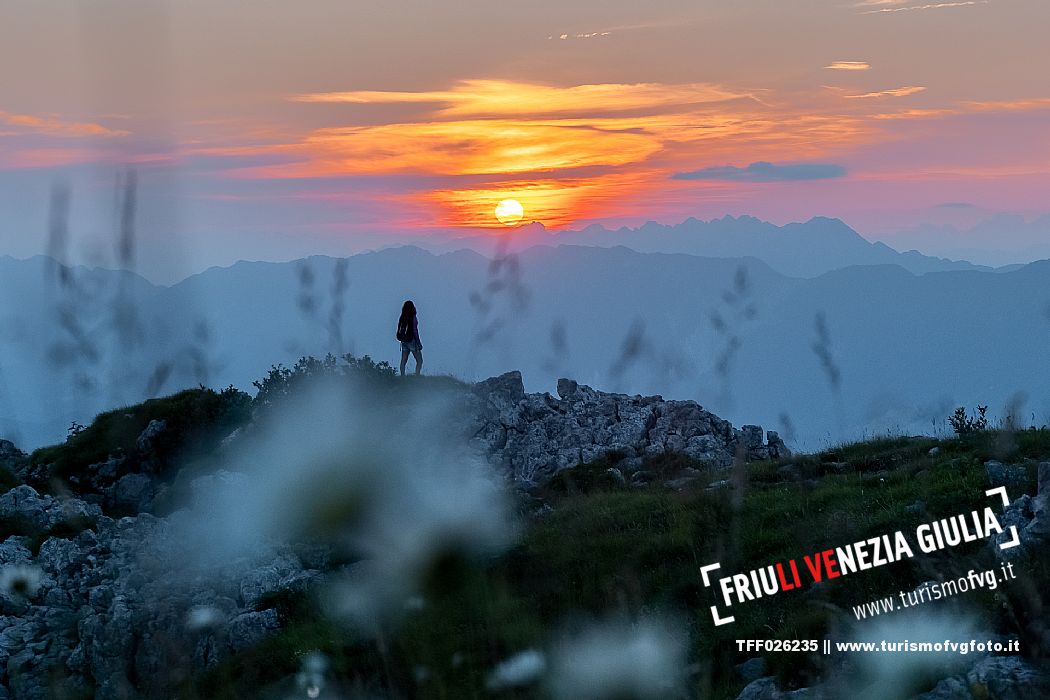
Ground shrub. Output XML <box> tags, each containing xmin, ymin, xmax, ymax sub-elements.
<box><xmin>949</xmin><ymin>405</ymin><xmax>988</xmax><ymax>435</ymax></box>
<box><xmin>252</xmin><ymin>353</ymin><xmax>396</xmax><ymax>408</ymax></box>
<box><xmin>27</xmin><ymin>385</ymin><xmax>251</xmax><ymax>492</ymax></box>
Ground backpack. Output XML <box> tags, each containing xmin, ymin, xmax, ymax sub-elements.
<box><xmin>396</xmin><ymin>322</ymin><xmax>411</xmax><ymax>343</ymax></box>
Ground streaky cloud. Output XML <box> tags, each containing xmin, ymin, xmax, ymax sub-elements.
<box><xmin>842</xmin><ymin>86</ymin><xmax>927</xmax><ymax>99</ymax></box>
<box><xmin>826</xmin><ymin>61</ymin><xmax>871</xmax><ymax>71</ymax></box>
<box><xmin>860</xmin><ymin>1</ymin><xmax>985</xmax><ymax>14</ymax></box>
<box><xmin>963</xmin><ymin>97</ymin><xmax>1050</xmax><ymax>111</ymax></box>
<box><xmin>289</xmin><ymin>79</ymin><xmax>750</xmax><ymax>118</ymax></box>
<box><xmin>549</xmin><ymin>31</ymin><xmax>611</xmax><ymax>40</ymax></box>
<box><xmin>0</xmin><ymin>110</ymin><xmax>128</xmax><ymax>138</ymax></box>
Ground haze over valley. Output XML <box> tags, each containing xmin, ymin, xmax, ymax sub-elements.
<box><xmin>4</xmin><ymin>216</ymin><xmax>1048</xmax><ymax>451</ymax></box>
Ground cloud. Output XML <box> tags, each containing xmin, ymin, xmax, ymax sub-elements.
<box><xmin>196</xmin><ymin>78</ymin><xmax>902</xmax><ymax>228</ymax></box>
<box><xmin>672</xmin><ymin>161</ymin><xmax>847</xmax><ymax>182</ymax></box>
<box><xmin>204</xmin><ymin>77</ymin><xmax>881</xmax><ymax>227</ymax></box>
<box><xmin>870</xmin><ymin>107</ymin><xmax>958</xmax><ymax>119</ymax></box>
<box><xmin>549</xmin><ymin>31</ymin><xmax>611</xmax><ymax>40</ymax></box>
<box><xmin>0</xmin><ymin>147</ymin><xmax>102</xmax><ymax>170</ymax></box>
<box><xmin>222</xmin><ymin>119</ymin><xmax>664</xmax><ymax>178</ymax></box>
<box><xmin>545</xmin><ymin>18</ymin><xmax>695</xmax><ymax>41</ymax></box>
<box><xmin>859</xmin><ymin>1</ymin><xmax>985</xmax><ymax>14</ymax></box>
<box><xmin>937</xmin><ymin>202</ymin><xmax>976</xmax><ymax>208</ymax></box>
<box><xmin>290</xmin><ymin>79</ymin><xmax>751</xmax><ymax>118</ymax></box>
<box><xmin>841</xmin><ymin>86</ymin><xmax>927</xmax><ymax>99</ymax></box>
<box><xmin>826</xmin><ymin>61</ymin><xmax>871</xmax><ymax>71</ymax></box>
<box><xmin>963</xmin><ymin>97</ymin><xmax>1050</xmax><ymax>112</ymax></box>
<box><xmin>0</xmin><ymin>111</ymin><xmax>128</xmax><ymax>138</ymax></box>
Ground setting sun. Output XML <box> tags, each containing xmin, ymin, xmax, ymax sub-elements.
<box><xmin>494</xmin><ymin>198</ymin><xmax>524</xmax><ymax>225</ymax></box>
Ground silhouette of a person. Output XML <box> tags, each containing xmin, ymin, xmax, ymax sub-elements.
<box><xmin>397</xmin><ymin>300</ymin><xmax>423</xmax><ymax>376</ymax></box>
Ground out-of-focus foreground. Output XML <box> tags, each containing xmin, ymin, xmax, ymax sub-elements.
<box><xmin>1</xmin><ymin>357</ymin><xmax>1049</xmax><ymax>699</ymax></box>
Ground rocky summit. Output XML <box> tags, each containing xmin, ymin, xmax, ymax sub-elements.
<box><xmin>0</xmin><ymin>481</ymin><xmax>324</xmax><ymax>700</ymax></box>
<box><xmin>466</xmin><ymin>371</ymin><xmax>790</xmax><ymax>485</ymax></box>
<box><xmin>3</xmin><ymin>373</ymin><xmax>1048</xmax><ymax>699</ymax></box>
<box><xmin>0</xmin><ymin>373</ymin><xmax>788</xmax><ymax>697</ymax></box>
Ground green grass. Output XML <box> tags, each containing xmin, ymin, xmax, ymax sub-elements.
<box><xmin>26</xmin><ymin>514</ymin><xmax>99</xmax><ymax>556</ymax></box>
<box><xmin>0</xmin><ymin>511</ymin><xmax>99</xmax><ymax>556</ymax></box>
<box><xmin>15</xmin><ymin>375</ymin><xmax>1046</xmax><ymax>700</ymax></box>
<box><xmin>0</xmin><ymin>465</ymin><xmax>18</xmax><ymax>493</ymax></box>
<box><xmin>186</xmin><ymin>430</ymin><xmax>1050</xmax><ymax>699</ymax></box>
<box><xmin>0</xmin><ymin>512</ymin><xmax>35</xmax><ymax>544</ymax></box>
<box><xmin>27</xmin><ymin>386</ymin><xmax>251</xmax><ymax>496</ymax></box>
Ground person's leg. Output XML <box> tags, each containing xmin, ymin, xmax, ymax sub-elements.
<box><xmin>400</xmin><ymin>348</ymin><xmax>409</xmax><ymax>376</ymax></box>
<box><xmin>412</xmin><ymin>348</ymin><xmax>423</xmax><ymax>375</ymax></box>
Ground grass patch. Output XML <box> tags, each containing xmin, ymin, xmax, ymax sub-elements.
<box><xmin>15</xmin><ymin>385</ymin><xmax>1026</xmax><ymax>700</ymax></box>
<box><xmin>0</xmin><ymin>512</ymin><xmax>35</xmax><ymax>543</ymax></box>
<box><xmin>26</xmin><ymin>514</ymin><xmax>99</xmax><ymax>556</ymax></box>
<box><xmin>0</xmin><ymin>465</ymin><xmax>18</xmax><ymax>493</ymax></box>
<box><xmin>186</xmin><ymin>430</ymin><xmax>1050</xmax><ymax>698</ymax></box>
<box><xmin>27</xmin><ymin>386</ymin><xmax>251</xmax><ymax>494</ymax></box>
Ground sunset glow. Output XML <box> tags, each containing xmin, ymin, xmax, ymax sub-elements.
<box><xmin>2</xmin><ymin>0</ymin><xmax>1049</xmax><ymax>256</ymax></box>
<box><xmin>494</xmin><ymin>199</ymin><xmax>525</xmax><ymax>226</ymax></box>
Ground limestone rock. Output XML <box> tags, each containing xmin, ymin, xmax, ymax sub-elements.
<box><xmin>1038</xmin><ymin>462</ymin><xmax>1050</xmax><ymax>496</ymax></box>
<box><xmin>993</xmin><ymin>488</ymin><xmax>1050</xmax><ymax>559</ymax></box>
<box><xmin>469</xmin><ymin>373</ymin><xmax>785</xmax><ymax>485</ymax></box>
<box><xmin>0</xmin><ymin>488</ymin><xmax>321</xmax><ymax>698</ymax></box>
<box><xmin>0</xmin><ymin>485</ymin><xmax>101</xmax><ymax>533</ymax></box>
<box><xmin>734</xmin><ymin>677</ymin><xmax>814</xmax><ymax>699</ymax></box>
<box><xmin>917</xmin><ymin>656</ymin><xmax>1050</xmax><ymax>699</ymax></box>
<box><xmin>984</xmin><ymin>461</ymin><xmax>1025</xmax><ymax>488</ymax></box>
<box><xmin>112</xmin><ymin>473</ymin><xmax>155</xmax><ymax>513</ymax></box>
<box><xmin>0</xmin><ymin>440</ymin><xmax>26</xmax><ymax>477</ymax></box>
<box><xmin>228</xmin><ymin>608</ymin><xmax>280</xmax><ymax>652</ymax></box>
<box><xmin>736</xmin><ymin>657</ymin><xmax>767</xmax><ymax>683</ymax></box>
<box><xmin>136</xmin><ymin>419</ymin><xmax>167</xmax><ymax>454</ymax></box>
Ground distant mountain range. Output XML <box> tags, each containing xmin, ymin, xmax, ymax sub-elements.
<box><xmin>880</xmin><ymin>213</ymin><xmax>1050</xmax><ymax>268</ymax></box>
<box><xmin>3</xmin><ymin>243</ymin><xmax>1049</xmax><ymax>451</ymax></box>
<box><xmin>417</xmin><ymin>215</ymin><xmax>1010</xmax><ymax>277</ymax></box>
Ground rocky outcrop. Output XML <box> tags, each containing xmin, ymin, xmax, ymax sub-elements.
<box><xmin>0</xmin><ymin>371</ymin><xmax>791</xmax><ymax>697</ymax></box>
<box><xmin>992</xmin><ymin>462</ymin><xmax>1050</xmax><ymax>558</ymax></box>
<box><xmin>0</xmin><ymin>485</ymin><xmax>102</xmax><ymax>532</ymax></box>
<box><xmin>734</xmin><ymin>677</ymin><xmax>814</xmax><ymax>699</ymax></box>
<box><xmin>465</xmin><ymin>371</ymin><xmax>789</xmax><ymax>485</ymax></box>
<box><xmin>16</xmin><ymin>374</ymin><xmax>789</xmax><ymax>518</ymax></box>
<box><xmin>735</xmin><ymin>656</ymin><xmax>1050</xmax><ymax>700</ymax></box>
<box><xmin>0</xmin><ymin>440</ymin><xmax>25</xmax><ymax>477</ymax></box>
<box><xmin>0</xmin><ymin>485</ymin><xmax>321</xmax><ymax>699</ymax></box>
<box><xmin>915</xmin><ymin>655</ymin><xmax>1050</xmax><ymax>699</ymax></box>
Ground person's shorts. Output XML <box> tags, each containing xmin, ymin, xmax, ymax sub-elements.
<box><xmin>401</xmin><ymin>340</ymin><xmax>422</xmax><ymax>353</ymax></box>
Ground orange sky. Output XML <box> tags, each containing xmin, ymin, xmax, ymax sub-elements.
<box><xmin>1</xmin><ymin>0</ymin><xmax>1049</xmax><ymax>274</ymax></box>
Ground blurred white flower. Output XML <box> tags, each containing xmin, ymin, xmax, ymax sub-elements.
<box><xmin>486</xmin><ymin>649</ymin><xmax>547</xmax><ymax>690</ymax></box>
<box><xmin>0</xmin><ymin>564</ymin><xmax>43</xmax><ymax>599</ymax></box>
<box><xmin>295</xmin><ymin>651</ymin><xmax>329</xmax><ymax>698</ymax></box>
<box><xmin>548</xmin><ymin>617</ymin><xmax>688</xmax><ymax>700</ymax></box>
<box><xmin>180</xmin><ymin>379</ymin><xmax>518</xmax><ymax>634</ymax></box>
<box><xmin>844</xmin><ymin>608</ymin><xmax>979</xmax><ymax>696</ymax></box>
<box><xmin>403</xmin><ymin>595</ymin><xmax>426</xmax><ymax>612</ymax></box>
<box><xmin>185</xmin><ymin>605</ymin><xmax>224</xmax><ymax>630</ymax></box>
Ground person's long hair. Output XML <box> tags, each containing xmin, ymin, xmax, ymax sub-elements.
<box><xmin>398</xmin><ymin>300</ymin><xmax>416</xmax><ymax>337</ymax></box>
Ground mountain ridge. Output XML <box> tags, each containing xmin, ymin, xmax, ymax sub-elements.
<box><xmin>3</xmin><ymin>245</ymin><xmax>1049</xmax><ymax>450</ymax></box>
<box><xmin>412</xmin><ymin>214</ymin><xmax>997</xmax><ymax>278</ymax></box>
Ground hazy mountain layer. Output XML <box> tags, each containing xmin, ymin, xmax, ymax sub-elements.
<box><xmin>422</xmin><ymin>215</ymin><xmax>994</xmax><ymax>277</ymax></box>
<box><xmin>2</xmin><ymin>246</ymin><xmax>1048</xmax><ymax>449</ymax></box>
